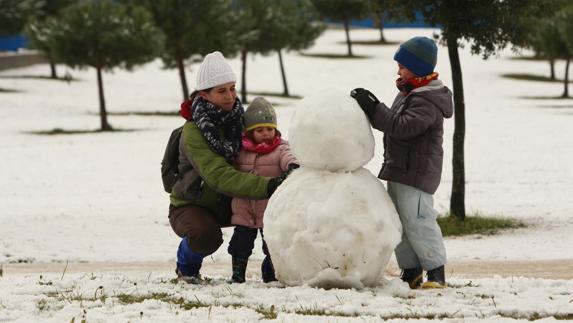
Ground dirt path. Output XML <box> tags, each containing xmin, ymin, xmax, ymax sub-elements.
<box><xmin>3</xmin><ymin>259</ymin><xmax>572</xmax><ymax>280</ymax></box>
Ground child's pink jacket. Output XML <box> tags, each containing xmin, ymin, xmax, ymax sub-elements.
<box><xmin>231</xmin><ymin>139</ymin><xmax>298</xmax><ymax>228</ymax></box>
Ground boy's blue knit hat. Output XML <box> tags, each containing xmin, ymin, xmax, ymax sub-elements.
<box><xmin>393</xmin><ymin>36</ymin><xmax>437</xmax><ymax>76</ymax></box>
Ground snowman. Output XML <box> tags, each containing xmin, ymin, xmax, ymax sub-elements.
<box><xmin>264</xmin><ymin>88</ymin><xmax>403</xmax><ymax>289</ymax></box>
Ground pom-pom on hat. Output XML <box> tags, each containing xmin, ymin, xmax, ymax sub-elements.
<box><xmin>244</xmin><ymin>97</ymin><xmax>277</xmax><ymax>132</ymax></box>
<box><xmin>196</xmin><ymin>51</ymin><xmax>237</xmax><ymax>91</ymax></box>
<box><xmin>394</xmin><ymin>36</ymin><xmax>438</xmax><ymax>76</ymax></box>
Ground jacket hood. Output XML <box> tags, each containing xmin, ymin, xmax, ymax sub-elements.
<box><xmin>411</xmin><ymin>80</ymin><xmax>454</xmax><ymax>118</ymax></box>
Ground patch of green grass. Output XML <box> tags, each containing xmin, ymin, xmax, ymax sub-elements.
<box><xmin>507</xmin><ymin>55</ymin><xmax>548</xmax><ymax>61</ymax></box>
<box><xmin>438</xmin><ymin>213</ymin><xmax>526</xmax><ymax>237</ymax></box>
<box><xmin>299</xmin><ymin>53</ymin><xmax>371</xmax><ymax>59</ymax></box>
<box><xmin>248</xmin><ymin>91</ymin><xmax>302</xmax><ymax>99</ymax></box>
<box><xmin>0</xmin><ymin>87</ymin><xmax>20</xmax><ymax>93</ymax></box>
<box><xmin>117</xmin><ymin>293</ymin><xmax>211</xmax><ymax>310</ymax></box>
<box><xmin>46</xmin><ymin>286</ymin><xmax>107</xmax><ymax>303</ymax></box>
<box><xmin>106</xmin><ymin>111</ymin><xmax>179</xmax><ymax>117</ymax></box>
<box><xmin>519</xmin><ymin>95</ymin><xmax>573</xmax><ymax>100</ymax></box>
<box><xmin>383</xmin><ymin>313</ymin><xmax>455</xmax><ymax>320</ymax></box>
<box><xmin>501</xmin><ymin>73</ymin><xmax>567</xmax><ymax>83</ymax></box>
<box><xmin>116</xmin><ymin>292</ymin><xmax>171</xmax><ymax>304</ymax></box>
<box><xmin>340</xmin><ymin>40</ymin><xmax>400</xmax><ymax>46</ymax></box>
<box><xmin>0</xmin><ymin>74</ymin><xmax>76</xmax><ymax>82</ymax></box>
<box><xmin>295</xmin><ymin>308</ymin><xmax>356</xmax><ymax>317</ymax></box>
<box><xmin>447</xmin><ymin>280</ymin><xmax>479</xmax><ymax>288</ymax></box>
<box><xmin>25</xmin><ymin>128</ymin><xmax>139</xmax><ymax>135</ymax></box>
<box><xmin>36</xmin><ymin>298</ymin><xmax>48</xmax><ymax>311</ymax></box>
<box><xmin>255</xmin><ymin>305</ymin><xmax>278</xmax><ymax>319</ymax></box>
<box><xmin>497</xmin><ymin>311</ymin><xmax>573</xmax><ymax>320</ymax></box>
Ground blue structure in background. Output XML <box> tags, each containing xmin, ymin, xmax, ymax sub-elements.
<box><xmin>0</xmin><ymin>35</ymin><xmax>27</xmax><ymax>51</ymax></box>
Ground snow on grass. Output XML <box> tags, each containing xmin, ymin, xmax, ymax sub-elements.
<box><xmin>1</xmin><ymin>271</ymin><xmax>571</xmax><ymax>322</ymax></box>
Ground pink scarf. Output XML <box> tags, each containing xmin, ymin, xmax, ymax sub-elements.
<box><xmin>242</xmin><ymin>133</ymin><xmax>281</xmax><ymax>154</ymax></box>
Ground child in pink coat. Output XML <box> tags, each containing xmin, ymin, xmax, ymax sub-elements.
<box><xmin>227</xmin><ymin>97</ymin><xmax>298</xmax><ymax>283</ymax></box>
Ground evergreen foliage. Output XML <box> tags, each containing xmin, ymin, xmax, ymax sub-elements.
<box><xmin>25</xmin><ymin>0</ymin><xmax>76</xmax><ymax>79</ymax></box>
<box><xmin>131</xmin><ymin>0</ymin><xmax>233</xmax><ymax>100</ymax></box>
<box><xmin>515</xmin><ymin>1</ymin><xmax>572</xmax><ymax>96</ymax></box>
<box><xmin>231</xmin><ymin>0</ymin><xmax>324</xmax><ymax>101</ymax></box>
<box><xmin>48</xmin><ymin>0</ymin><xmax>162</xmax><ymax>131</ymax></box>
<box><xmin>0</xmin><ymin>0</ymin><xmax>40</xmax><ymax>36</ymax></box>
<box><xmin>368</xmin><ymin>0</ymin><xmax>402</xmax><ymax>43</ymax></box>
<box><xmin>311</xmin><ymin>0</ymin><xmax>370</xmax><ymax>56</ymax></box>
<box><xmin>229</xmin><ymin>0</ymin><xmax>271</xmax><ymax>103</ymax></box>
<box><xmin>258</xmin><ymin>0</ymin><xmax>324</xmax><ymax>96</ymax></box>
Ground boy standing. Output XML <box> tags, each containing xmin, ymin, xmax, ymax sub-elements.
<box><xmin>351</xmin><ymin>36</ymin><xmax>453</xmax><ymax>289</ymax></box>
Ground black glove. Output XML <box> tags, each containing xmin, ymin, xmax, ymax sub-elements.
<box><xmin>267</xmin><ymin>164</ymin><xmax>300</xmax><ymax>196</ymax></box>
<box><xmin>350</xmin><ymin>88</ymin><xmax>379</xmax><ymax>118</ymax></box>
<box><xmin>287</xmin><ymin>163</ymin><xmax>300</xmax><ymax>171</ymax></box>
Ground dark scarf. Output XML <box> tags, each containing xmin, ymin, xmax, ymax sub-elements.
<box><xmin>192</xmin><ymin>96</ymin><xmax>244</xmax><ymax>162</ymax></box>
<box><xmin>396</xmin><ymin>72</ymin><xmax>439</xmax><ymax>95</ymax></box>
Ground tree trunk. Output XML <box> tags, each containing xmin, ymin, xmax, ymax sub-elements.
<box><xmin>49</xmin><ymin>57</ymin><xmax>57</xmax><ymax>79</ymax></box>
<box><xmin>343</xmin><ymin>20</ymin><xmax>353</xmax><ymax>57</ymax></box>
<box><xmin>549</xmin><ymin>59</ymin><xmax>555</xmax><ymax>81</ymax></box>
<box><xmin>277</xmin><ymin>49</ymin><xmax>289</xmax><ymax>97</ymax></box>
<box><xmin>176</xmin><ymin>56</ymin><xmax>189</xmax><ymax>101</ymax></box>
<box><xmin>447</xmin><ymin>35</ymin><xmax>466</xmax><ymax>220</ymax></box>
<box><xmin>562</xmin><ymin>57</ymin><xmax>570</xmax><ymax>98</ymax></box>
<box><xmin>241</xmin><ymin>49</ymin><xmax>248</xmax><ymax>103</ymax></box>
<box><xmin>96</xmin><ymin>67</ymin><xmax>111</xmax><ymax>131</ymax></box>
<box><xmin>378</xmin><ymin>13</ymin><xmax>386</xmax><ymax>43</ymax></box>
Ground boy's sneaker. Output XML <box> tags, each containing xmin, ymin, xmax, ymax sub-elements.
<box><xmin>400</xmin><ymin>267</ymin><xmax>423</xmax><ymax>289</ymax></box>
<box><xmin>421</xmin><ymin>265</ymin><xmax>446</xmax><ymax>289</ymax></box>
<box><xmin>231</xmin><ymin>257</ymin><xmax>248</xmax><ymax>283</ymax></box>
<box><xmin>176</xmin><ymin>268</ymin><xmax>204</xmax><ymax>284</ymax></box>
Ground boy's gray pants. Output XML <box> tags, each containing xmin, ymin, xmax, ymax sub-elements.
<box><xmin>387</xmin><ymin>181</ymin><xmax>447</xmax><ymax>271</ymax></box>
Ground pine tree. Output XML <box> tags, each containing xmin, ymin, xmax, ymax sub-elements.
<box><xmin>0</xmin><ymin>0</ymin><xmax>39</xmax><ymax>36</ymax></box>
<box><xmin>132</xmin><ymin>0</ymin><xmax>233</xmax><ymax>101</ymax></box>
<box><xmin>368</xmin><ymin>0</ymin><xmax>402</xmax><ymax>43</ymax></box>
<box><xmin>393</xmin><ymin>0</ymin><xmax>546</xmax><ymax>219</ymax></box>
<box><xmin>230</xmin><ymin>0</ymin><xmax>324</xmax><ymax>102</ymax></box>
<box><xmin>25</xmin><ymin>0</ymin><xmax>76</xmax><ymax>79</ymax></box>
<box><xmin>311</xmin><ymin>0</ymin><xmax>370</xmax><ymax>56</ymax></box>
<box><xmin>48</xmin><ymin>0</ymin><xmax>162</xmax><ymax>131</ymax></box>
<box><xmin>229</xmin><ymin>0</ymin><xmax>270</xmax><ymax>103</ymax></box>
<box><xmin>261</xmin><ymin>0</ymin><xmax>324</xmax><ymax>97</ymax></box>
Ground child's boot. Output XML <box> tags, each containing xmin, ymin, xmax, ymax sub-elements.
<box><xmin>400</xmin><ymin>266</ymin><xmax>423</xmax><ymax>289</ymax></box>
<box><xmin>231</xmin><ymin>257</ymin><xmax>248</xmax><ymax>283</ymax></box>
<box><xmin>261</xmin><ymin>256</ymin><xmax>277</xmax><ymax>283</ymax></box>
<box><xmin>176</xmin><ymin>237</ymin><xmax>205</xmax><ymax>284</ymax></box>
<box><xmin>421</xmin><ymin>265</ymin><xmax>446</xmax><ymax>289</ymax></box>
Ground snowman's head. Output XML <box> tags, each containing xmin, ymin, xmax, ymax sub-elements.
<box><xmin>289</xmin><ymin>88</ymin><xmax>375</xmax><ymax>172</ymax></box>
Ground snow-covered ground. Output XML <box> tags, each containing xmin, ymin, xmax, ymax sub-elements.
<box><xmin>1</xmin><ymin>28</ymin><xmax>572</xmax><ymax>321</ymax></box>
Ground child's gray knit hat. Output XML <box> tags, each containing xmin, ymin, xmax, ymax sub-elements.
<box><xmin>244</xmin><ymin>97</ymin><xmax>277</xmax><ymax>132</ymax></box>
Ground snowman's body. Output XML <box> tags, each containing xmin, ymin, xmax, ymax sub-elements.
<box><xmin>264</xmin><ymin>88</ymin><xmax>402</xmax><ymax>289</ymax></box>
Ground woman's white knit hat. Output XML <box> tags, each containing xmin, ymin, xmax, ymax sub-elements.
<box><xmin>195</xmin><ymin>51</ymin><xmax>237</xmax><ymax>91</ymax></box>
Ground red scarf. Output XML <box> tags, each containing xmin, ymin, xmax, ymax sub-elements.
<box><xmin>396</xmin><ymin>72</ymin><xmax>439</xmax><ymax>95</ymax></box>
<box><xmin>242</xmin><ymin>133</ymin><xmax>281</xmax><ymax>154</ymax></box>
<box><xmin>180</xmin><ymin>99</ymin><xmax>193</xmax><ymax>121</ymax></box>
